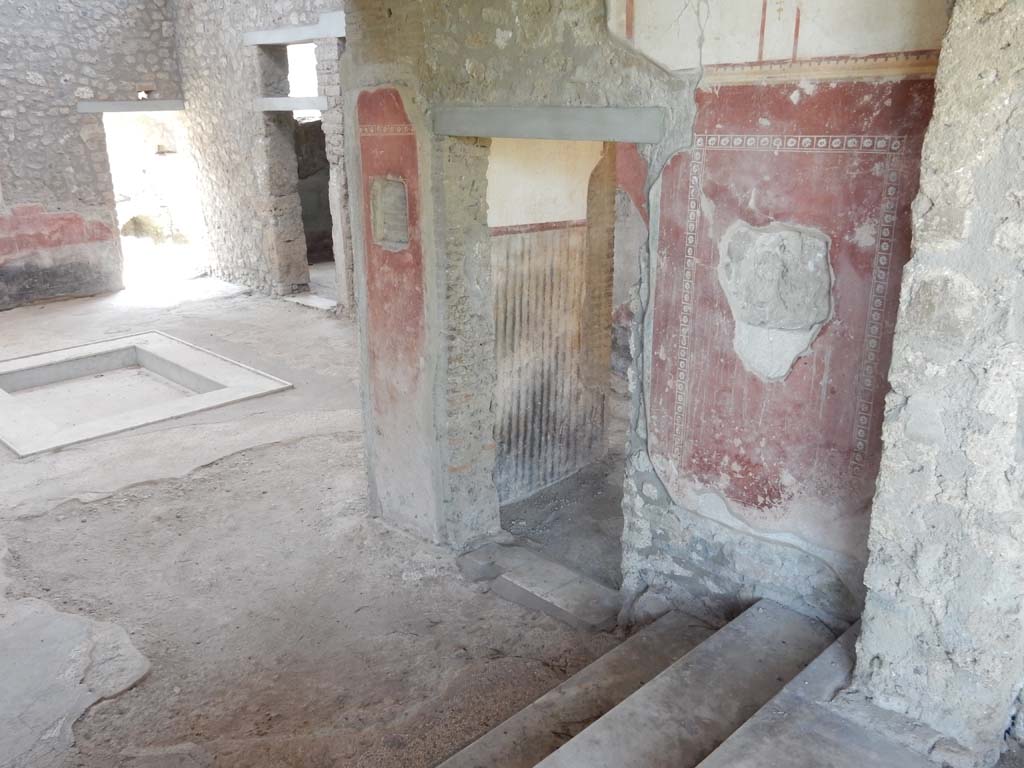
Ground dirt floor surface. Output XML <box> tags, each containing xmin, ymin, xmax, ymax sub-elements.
<box><xmin>0</xmin><ymin>283</ymin><xmax>618</xmax><ymax>768</ymax></box>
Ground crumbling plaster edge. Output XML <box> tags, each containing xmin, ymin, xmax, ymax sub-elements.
<box><xmin>619</xmin><ymin>125</ymin><xmax>866</xmax><ymax>628</ymax></box>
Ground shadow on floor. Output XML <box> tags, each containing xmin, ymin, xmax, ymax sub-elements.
<box><xmin>500</xmin><ymin>378</ymin><xmax>629</xmax><ymax>590</ymax></box>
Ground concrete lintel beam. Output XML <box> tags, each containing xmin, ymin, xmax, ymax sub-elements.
<box><xmin>243</xmin><ymin>11</ymin><xmax>345</xmax><ymax>46</ymax></box>
<box><xmin>77</xmin><ymin>100</ymin><xmax>185</xmax><ymax>113</ymax></box>
<box><xmin>256</xmin><ymin>97</ymin><xmax>328</xmax><ymax>112</ymax></box>
<box><xmin>433</xmin><ymin>106</ymin><xmax>667</xmax><ymax>144</ymax></box>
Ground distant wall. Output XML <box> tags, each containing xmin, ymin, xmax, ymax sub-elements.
<box><xmin>171</xmin><ymin>1</ymin><xmax>352</xmax><ymax>297</ymax></box>
<box><xmin>0</xmin><ymin>0</ymin><xmax>181</xmax><ymax>309</ymax></box>
<box><xmin>486</xmin><ymin>139</ymin><xmax>602</xmax><ymax>228</ymax></box>
<box><xmin>104</xmin><ymin>111</ymin><xmax>208</xmax><ymax>248</ymax></box>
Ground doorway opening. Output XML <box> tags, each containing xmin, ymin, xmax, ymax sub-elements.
<box><xmin>287</xmin><ymin>43</ymin><xmax>336</xmax><ymax>305</ymax></box>
<box><xmin>103</xmin><ymin>110</ymin><xmax>210</xmax><ymax>304</ymax></box>
<box><xmin>488</xmin><ymin>138</ymin><xmax>628</xmax><ymax>589</ymax></box>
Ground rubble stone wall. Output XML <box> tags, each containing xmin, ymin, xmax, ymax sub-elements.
<box><xmin>854</xmin><ymin>2</ymin><xmax>1024</xmax><ymax>764</ymax></box>
<box><xmin>0</xmin><ymin>0</ymin><xmax>181</xmax><ymax>308</ymax></box>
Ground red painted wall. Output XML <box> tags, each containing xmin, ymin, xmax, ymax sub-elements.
<box><xmin>0</xmin><ymin>204</ymin><xmax>121</xmax><ymax>310</ymax></box>
<box><xmin>0</xmin><ymin>205</ymin><xmax>115</xmax><ymax>262</ymax></box>
<box><xmin>648</xmin><ymin>80</ymin><xmax>934</xmax><ymax>554</ymax></box>
<box><xmin>356</xmin><ymin>88</ymin><xmax>438</xmax><ymax>539</ymax></box>
<box><xmin>358</xmin><ymin>89</ymin><xmax>425</xmax><ymax>414</ymax></box>
<box><xmin>615</xmin><ymin>143</ymin><xmax>649</xmax><ymax>226</ymax></box>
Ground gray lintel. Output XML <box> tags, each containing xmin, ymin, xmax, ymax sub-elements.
<box><xmin>77</xmin><ymin>100</ymin><xmax>185</xmax><ymax>114</ymax></box>
<box><xmin>256</xmin><ymin>96</ymin><xmax>328</xmax><ymax>112</ymax></box>
<box><xmin>243</xmin><ymin>11</ymin><xmax>345</xmax><ymax>46</ymax></box>
<box><xmin>433</xmin><ymin>106</ymin><xmax>667</xmax><ymax>144</ymax></box>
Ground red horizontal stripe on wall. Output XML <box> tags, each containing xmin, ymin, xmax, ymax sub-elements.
<box><xmin>489</xmin><ymin>219</ymin><xmax>588</xmax><ymax>237</ymax></box>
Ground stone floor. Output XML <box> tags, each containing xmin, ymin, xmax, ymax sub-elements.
<box><xmin>0</xmin><ymin>277</ymin><xmax>617</xmax><ymax>768</ymax></box>
<box><xmin>500</xmin><ymin>379</ymin><xmax>629</xmax><ymax>590</ymax></box>
<box><xmin>308</xmin><ymin>261</ymin><xmax>338</xmax><ymax>302</ymax></box>
<box><xmin>1001</xmin><ymin>744</ymin><xmax>1024</xmax><ymax>767</ymax></box>
<box><xmin>284</xmin><ymin>262</ymin><xmax>340</xmax><ymax>311</ymax></box>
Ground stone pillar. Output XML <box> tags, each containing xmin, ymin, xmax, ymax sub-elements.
<box><xmin>256</xmin><ymin>45</ymin><xmax>308</xmax><ymax>295</ymax></box>
<box><xmin>316</xmin><ymin>37</ymin><xmax>356</xmax><ymax>313</ymax></box>
<box><xmin>582</xmin><ymin>144</ymin><xmax>617</xmax><ymax>392</ymax></box>
<box><xmin>438</xmin><ymin>136</ymin><xmax>503</xmax><ymax>548</ymax></box>
<box><xmin>854</xmin><ymin>2</ymin><xmax>1024</xmax><ymax>764</ymax></box>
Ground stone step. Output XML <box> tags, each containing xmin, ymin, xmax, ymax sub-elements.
<box><xmin>458</xmin><ymin>544</ymin><xmax>621</xmax><ymax>631</ymax></box>
<box><xmin>695</xmin><ymin>628</ymin><xmax>936</xmax><ymax>768</ymax></box>
<box><xmin>535</xmin><ymin>600</ymin><xmax>837</xmax><ymax>768</ymax></box>
<box><xmin>438</xmin><ymin>611</ymin><xmax>717</xmax><ymax>768</ymax></box>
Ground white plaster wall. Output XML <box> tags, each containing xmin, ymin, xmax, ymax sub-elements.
<box><xmin>608</xmin><ymin>0</ymin><xmax>950</xmax><ymax>71</ymax></box>
<box><xmin>486</xmin><ymin>139</ymin><xmax>603</xmax><ymax>228</ymax></box>
<box><xmin>797</xmin><ymin>1</ymin><xmax>950</xmax><ymax>59</ymax></box>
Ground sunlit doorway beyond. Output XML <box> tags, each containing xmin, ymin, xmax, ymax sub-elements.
<box><xmin>116</xmin><ymin>236</ymin><xmax>238</xmax><ymax>308</ymax></box>
<box><xmin>104</xmin><ymin>110</ymin><xmax>217</xmax><ymax>307</ymax></box>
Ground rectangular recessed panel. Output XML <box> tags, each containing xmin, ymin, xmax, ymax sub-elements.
<box><xmin>12</xmin><ymin>366</ymin><xmax>195</xmax><ymax>431</ymax></box>
<box><xmin>0</xmin><ymin>348</ymin><xmax>135</xmax><ymax>392</ymax></box>
<box><xmin>370</xmin><ymin>176</ymin><xmax>411</xmax><ymax>250</ymax></box>
<box><xmin>0</xmin><ymin>332</ymin><xmax>292</xmax><ymax>457</ymax></box>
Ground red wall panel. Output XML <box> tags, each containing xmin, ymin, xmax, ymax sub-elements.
<box><xmin>357</xmin><ymin>88</ymin><xmax>425</xmax><ymax>421</ymax></box>
<box><xmin>0</xmin><ymin>205</ymin><xmax>114</xmax><ymax>263</ymax></box>
<box><xmin>649</xmin><ymin>81</ymin><xmax>934</xmax><ymax>552</ymax></box>
<box><xmin>356</xmin><ymin>87</ymin><xmax>438</xmax><ymax>539</ymax></box>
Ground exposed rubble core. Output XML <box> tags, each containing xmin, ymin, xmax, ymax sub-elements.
<box><xmin>854</xmin><ymin>1</ymin><xmax>1024</xmax><ymax>764</ymax></box>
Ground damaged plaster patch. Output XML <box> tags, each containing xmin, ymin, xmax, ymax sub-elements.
<box><xmin>718</xmin><ymin>221</ymin><xmax>832</xmax><ymax>381</ymax></box>
<box><xmin>852</xmin><ymin>220</ymin><xmax>878</xmax><ymax>248</ymax></box>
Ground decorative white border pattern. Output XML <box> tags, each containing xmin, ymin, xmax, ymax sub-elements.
<box><xmin>359</xmin><ymin>124</ymin><xmax>415</xmax><ymax>136</ymax></box>
<box><xmin>671</xmin><ymin>134</ymin><xmax>907</xmax><ymax>472</ymax></box>
<box><xmin>702</xmin><ymin>51</ymin><xmax>940</xmax><ymax>86</ymax></box>
<box><xmin>697</xmin><ymin>134</ymin><xmax>905</xmax><ymax>153</ymax></box>
<box><xmin>671</xmin><ymin>145</ymin><xmax>708</xmax><ymax>447</ymax></box>
<box><xmin>851</xmin><ymin>152</ymin><xmax>905</xmax><ymax>474</ymax></box>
